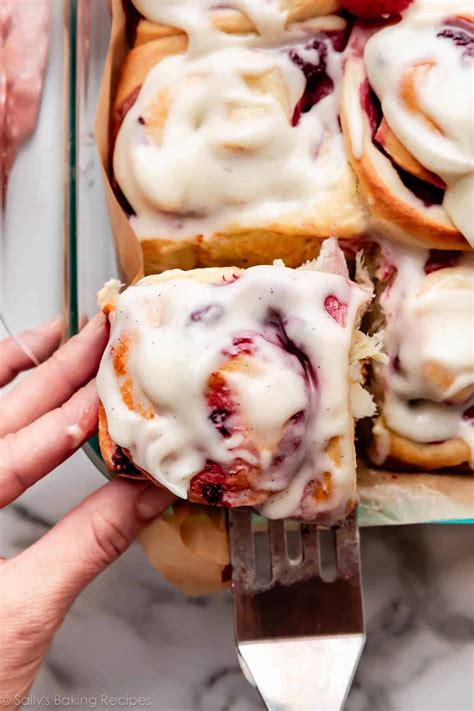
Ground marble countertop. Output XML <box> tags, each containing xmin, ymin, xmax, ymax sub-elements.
<box><xmin>1</xmin><ymin>2</ymin><xmax>473</xmax><ymax>708</ymax></box>
<box><xmin>2</xmin><ymin>468</ymin><xmax>473</xmax><ymax>710</ymax></box>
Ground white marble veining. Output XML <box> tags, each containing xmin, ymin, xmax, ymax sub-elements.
<box><xmin>1</xmin><ymin>465</ymin><xmax>473</xmax><ymax>710</ymax></box>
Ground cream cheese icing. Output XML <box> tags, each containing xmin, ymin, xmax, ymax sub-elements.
<box><xmin>364</xmin><ymin>1</ymin><xmax>474</xmax><ymax>244</ymax></box>
<box><xmin>113</xmin><ymin>39</ymin><xmax>346</xmax><ymax>241</ymax></box>
<box><xmin>97</xmin><ymin>259</ymin><xmax>371</xmax><ymax>520</ymax></box>
<box><xmin>132</xmin><ymin>0</ymin><xmax>290</xmax><ymax>54</ymax></box>
<box><xmin>373</xmin><ymin>242</ymin><xmax>474</xmax><ymax>464</ymax></box>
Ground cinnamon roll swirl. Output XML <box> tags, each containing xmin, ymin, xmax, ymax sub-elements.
<box><xmin>96</xmin><ymin>240</ymin><xmax>375</xmax><ymax>523</ymax></box>
<box><xmin>367</xmin><ymin>242</ymin><xmax>474</xmax><ymax>471</ymax></box>
<box><xmin>341</xmin><ymin>2</ymin><xmax>473</xmax><ymax>250</ymax></box>
<box><xmin>112</xmin><ymin>1</ymin><xmax>366</xmax><ymax>273</ymax></box>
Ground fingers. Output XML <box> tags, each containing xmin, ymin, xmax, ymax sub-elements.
<box><xmin>7</xmin><ymin>479</ymin><xmax>175</xmax><ymax>620</ymax></box>
<box><xmin>0</xmin><ymin>312</ymin><xmax>108</xmax><ymax>437</ymax></box>
<box><xmin>0</xmin><ymin>381</ymin><xmax>99</xmax><ymax>508</ymax></box>
<box><xmin>0</xmin><ymin>316</ymin><xmax>63</xmax><ymax>387</ymax></box>
<box><xmin>1</xmin><ymin>480</ymin><xmax>175</xmax><ymax>699</ymax></box>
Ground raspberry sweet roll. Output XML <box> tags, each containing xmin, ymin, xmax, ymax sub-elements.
<box><xmin>111</xmin><ymin>0</ymin><xmax>366</xmax><ymax>274</ymax></box>
<box><xmin>341</xmin><ymin>1</ymin><xmax>474</xmax><ymax>250</ymax></box>
<box><xmin>96</xmin><ymin>242</ymin><xmax>374</xmax><ymax>523</ymax></box>
<box><xmin>367</xmin><ymin>243</ymin><xmax>474</xmax><ymax>471</ymax></box>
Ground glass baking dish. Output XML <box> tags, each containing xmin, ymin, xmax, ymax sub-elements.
<box><xmin>1</xmin><ymin>0</ymin><xmax>68</xmax><ymax>346</ymax></box>
<box><xmin>67</xmin><ymin>0</ymin><xmax>473</xmax><ymax>524</ymax></box>
<box><xmin>68</xmin><ymin>0</ymin><xmax>115</xmax><ymax>475</ymax></box>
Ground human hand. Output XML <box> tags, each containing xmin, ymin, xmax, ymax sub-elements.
<box><xmin>0</xmin><ymin>315</ymin><xmax>175</xmax><ymax>708</ymax></box>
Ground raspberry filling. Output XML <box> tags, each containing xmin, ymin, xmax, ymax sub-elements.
<box><xmin>438</xmin><ymin>18</ymin><xmax>474</xmax><ymax>58</ymax></box>
<box><xmin>219</xmin><ymin>273</ymin><xmax>241</xmax><ymax>285</ymax></box>
<box><xmin>223</xmin><ymin>335</ymin><xmax>255</xmax><ymax>358</ymax></box>
<box><xmin>111</xmin><ymin>446</ymin><xmax>142</xmax><ymax>476</ymax></box>
<box><xmin>263</xmin><ymin>309</ymin><xmax>317</xmax><ymax>389</ymax></box>
<box><xmin>191</xmin><ymin>315</ymin><xmax>316</xmax><ymax>506</ymax></box>
<box><xmin>192</xmin><ymin>366</ymin><xmax>254</xmax><ymax>505</ymax></box>
<box><xmin>290</xmin><ymin>38</ymin><xmax>337</xmax><ymax>126</ymax></box>
<box><xmin>395</xmin><ymin>169</ymin><xmax>445</xmax><ymax>207</ymax></box>
<box><xmin>424</xmin><ymin>250</ymin><xmax>462</xmax><ymax>274</ymax></box>
<box><xmin>206</xmin><ymin>371</ymin><xmax>238</xmax><ymax>439</ymax></box>
<box><xmin>190</xmin><ymin>461</ymin><xmax>227</xmax><ymax>505</ymax></box>
<box><xmin>190</xmin><ymin>303</ymin><xmax>224</xmax><ymax>323</ymax></box>
<box><xmin>462</xmin><ymin>406</ymin><xmax>474</xmax><ymax>422</ymax></box>
<box><xmin>360</xmin><ymin>80</ymin><xmax>382</xmax><ymax>136</ymax></box>
<box><xmin>361</xmin><ymin>81</ymin><xmax>445</xmax><ymax>206</ymax></box>
<box><xmin>324</xmin><ymin>295</ymin><xmax>348</xmax><ymax>327</ymax></box>
<box><xmin>341</xmin><ymin>0</ymin><xmax>412</xmax><ymax>19</ymax></box>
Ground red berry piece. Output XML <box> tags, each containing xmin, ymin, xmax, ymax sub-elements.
<box><xmin>190</xmin><ymin>461</ymin><xmax>226</xmax><ymax>505</ymax></box>
<box><xmin>341</xmin><ymin>0</ymin><xmax>412</xmax><ymax>19</ymax></box>
<box><xmin>424</xmin><ymin>250</ymin><xmax>461</xmax><ymax>275</ymax></box>
<box><xmin>223</xmin><ymin>335</ymin><xmax>255</xmax><ymax>357</ymax></box>
<box><xmin>438</xmin><ymin>18</ymin><xmax>474</xmax><ymax>58</ymax></box>
<box><xmin>462</xmin><ymin>406</ymin><xmax>474</xmax><ymax>422</ymax></box>
<box><xmin>189</xmin><ymin>303</ymin><xmax>224</xmax><ymax>323</ymax></box>
<box><xmin>324</xmin><ymin>295</ymin><xmax>348</xmax><ymax>327</ymax></box>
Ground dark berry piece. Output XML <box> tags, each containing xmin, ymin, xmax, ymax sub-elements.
<box><xmin>209</xmin><ymin>408</ymin><xmax>232</xmax><ymax>438</ymax></box>
<box><xmin>111</xmin><ymin>446</ymin><xmax>141</xmax><ymax>476</ymax></box>
<box><xmin>290</xmin><ymin>39</ymin><xmax>335</xmax><ymax>125</ymax></box>
<box><xmin>424</xmin><ymin>250</ymin><xmax>461</xmax><ymax>274</ymax></box>
<box><xmin>462</xmin><ymin>406</ymin><xmax>474</xmax><ymax>422</ymax></box>
<box><xmin>190</xmin><ymin>303</ymin><xmax>224</xmax><ymax>323</ymax></box>
<box><xmin>201</xmin><ymin>483</ymin><xmax>224</xmax><ymax>505</ymax></box>
<box><xmin>438</xmin><ymin>19</ymin><xmax>474</xmax><ymax>58</ymax></box>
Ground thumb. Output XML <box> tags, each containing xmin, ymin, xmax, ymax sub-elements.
<box><xmin>7</xmin><ymin>478</ymin><xmax>175</xmax><ymax>623</ymax></box>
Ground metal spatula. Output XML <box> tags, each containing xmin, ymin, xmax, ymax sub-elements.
<box><xmin>228</xmin><ymin>510</ymin><xmax>365</xmax><ymax>711</ymax></box>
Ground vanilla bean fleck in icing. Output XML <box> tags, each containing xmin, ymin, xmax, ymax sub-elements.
<box><xmin>372</xmin><ymin>242</ymin><xmax>474</xmax><ymax>464</ymax></box>
<box><xmin>364</xmin><ymin>1</ymin><xmax>474</xmax><ymax>244</ymax></box>
<box><xmin>97</xmin><ymin>258</ymin><xmax>371</xmax><ymax>520</ymax></box>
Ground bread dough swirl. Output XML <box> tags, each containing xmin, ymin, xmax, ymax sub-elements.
<box><xmin>364</xmin><ymin>1</ymin><xmax>474</xmax><ymax>245</ymax></box>
<box><xmin>97</xmin><ymin>246</ymin><xmax>373</xmax><ymax>521</ymax></box>
<box><xmin>370</xmin><ymin>243</ymin><xmax>474</xmax><ymax>470</ymax></box>
<box><xmin>114</xmin><ymin>46</ymin><xmax>348</xmax><ymax>239</ymax></box>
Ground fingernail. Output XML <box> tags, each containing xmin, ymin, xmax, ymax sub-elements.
<box><xmin>82</xmin><ymin>311</ymin><xmax>106</xmax><ymax>332</ymax></box>
<box><xmin>136</xmin><ymin>484</ymin><xmax>173</xmax><ymax>521</ymax></box>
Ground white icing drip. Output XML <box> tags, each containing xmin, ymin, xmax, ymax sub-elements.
<box><xmin>132</xmin><ymin>0</ymin><xmax>290</xmax><ymax>55</ymax></box>
<box><xmin>114</xmin><ymin>41</ymin><xmax>346</xmax><ymax>240</ymax></box>
<box><xmin>223</xmin><ymin>347</ymin><xmax>308</xmax><ymax>457</ymax></box>
<box><xmin>97</xmin><ymin>262</ymin><xmax>370</xmax><ymax>519</ymax></box>
<box><xmin>375</xmin><ymin>243</ymin><xmax>474</xmax><ymax>462</ymax></box>
<box><xmin>364</xmin><ymin>2</ymin><xmax>474</xmax><ymax>244</ymax></box>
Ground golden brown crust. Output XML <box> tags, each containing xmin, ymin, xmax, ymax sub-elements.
<box><xmin>140</xmin><ymin>219</ymin><xmax>366</xmax><ymax>274</ymax></box>
<box><xmin>340</xmin><ymin>58</ymin><xmax>471</xmax><ymax>251</ymax></box>
<box><xmin>369</xmin><ymin>416</ymin><xmax>472</xmax><ymax>471</ymax></box>
<box><xmin>112</xmin><ymin>35</ymin><xmax>187</xmax><ymax>136</ymax></box>
<box><xmin>133</xmin><ymin>1</ymin><xmax>342</xmax><ymax>40</ymax></box>
<box><xmin>375</xmin><ymin>119</ymin><xmax>445</xmax><ymax>188</ymax></box>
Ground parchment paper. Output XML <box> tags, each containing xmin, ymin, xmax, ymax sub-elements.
<box><xmin>94</xmin><ymin>0</ymin><xmax>473</xmax><ymax>595</ymax></box>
